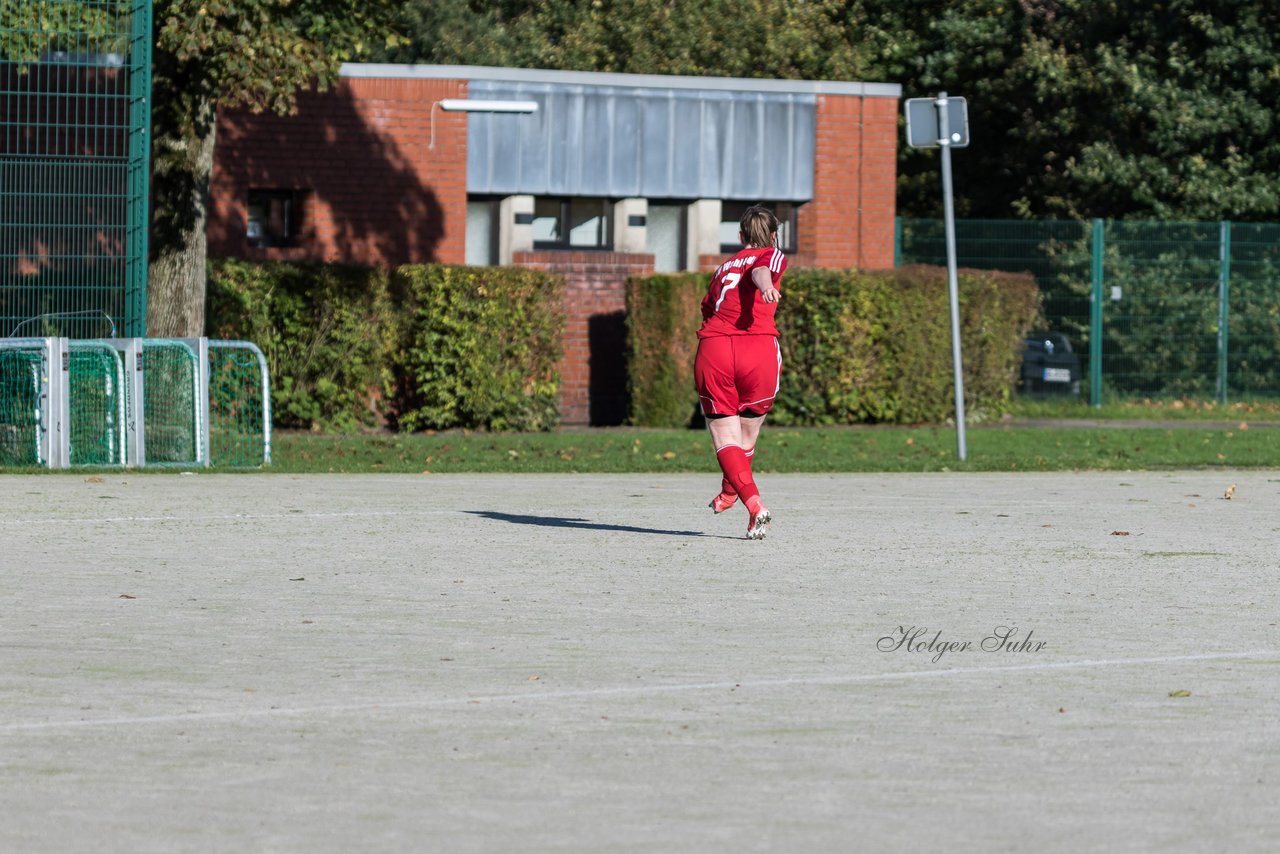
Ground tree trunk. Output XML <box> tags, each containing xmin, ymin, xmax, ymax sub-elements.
<box><xmin>146</xmin><ymin>52</ymin><xmax>217</xmax><ymax>338</ymax></box>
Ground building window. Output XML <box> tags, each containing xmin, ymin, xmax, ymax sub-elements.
<box><xmin>247</xmin><ymin>189</ymin><xmax>309</xmax><ymax>248</ymax></box>
<box><xmin>533</xmin><ymin>198</ymin><xmax>612</xmax><ymax>250</ymax></box>
<box><xmin>719</xmin><ymin>201</ymin><xmax>797</xmax><ymax>254</ymax></box>
<box><xmin>647</xmin><ymin>203</ymin><xmax>687</xmax><ymax>272</ymax></box>
<box><xmin>466</xmin><ymin>199</ymin><xmax>498</xmax><ymax>265</ymax></box>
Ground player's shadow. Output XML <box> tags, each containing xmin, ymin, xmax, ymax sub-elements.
<box><xmin>466</xmin><ymin>510</ymin><xmax>735</xmax><ymax>539</ymax></box>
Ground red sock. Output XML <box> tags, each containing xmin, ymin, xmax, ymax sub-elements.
<box><xmin>715</xmin><ymin>444</ymin><xmax>763</xmax><ymax>513</ymax></box>
<box><xmin>720</xmin><ymin>448</ymin><xmax>753</xmax><ymax>498</ymax></box>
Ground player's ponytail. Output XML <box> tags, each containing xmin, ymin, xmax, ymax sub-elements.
<box><xmin>740</xmin><ymin>205</ymin><xmax>780</xmax><ymax>248</ymax></box>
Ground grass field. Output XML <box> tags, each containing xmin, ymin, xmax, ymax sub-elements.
<box><xmin>6</xmin><ymin>397</ymin><xmax>1280</xmax><ymax>475</ymax></box>
<box><xmin>1008</xmin><ymin>394</ymin><xmax>1280</xmax><ymax>421</ymax></box>
<box><xmin>269</xmin><ymin>422</ymin><xmax>1280</xmax><ymax>474</ymax></box>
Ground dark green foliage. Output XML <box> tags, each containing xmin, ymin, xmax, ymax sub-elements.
<box><xmin>625</xmin><ymin>273</ymin><xmax>706</xmax><ymax>428</ymax></box>
<box><xmin>774</xmin><ymin>266</ymin><xmax>1040</xmax><ymax>424</ymax></box>
<box><xmin>207</xmin><ymin>260</ymin><xmax>388</xmax><ymax>431</ymax></box>
<box><xmin>374</xmin><ymin>0</ymin><xmax>878</xmax><ymax>81</ymax></box>
<box><xmin>381</xmin><ymin>265</ymin><xmax>564</xmax><ymax>432</ymax></box>
<box><xmin>207</xmin><ymin>261</ymin><xmax>565</xmax><ymax>432</ymax></box>
<box><xmin>897</xmin><ymin>0</ymin><xmax>1280</xmax><ymax>221</ymax></box>
<box><xmin>625</xmin><ymin>266</ymin><xmax>1040</xmax><ymax>427</ymax></box>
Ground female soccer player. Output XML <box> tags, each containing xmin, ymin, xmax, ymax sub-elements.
<box><xmin>693</xmin><ymin>205</ymin><xmax>786</xmax><ymax>539</ymax></box>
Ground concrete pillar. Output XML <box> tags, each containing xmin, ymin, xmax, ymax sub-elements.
<box><xmin>498</xmin><ymin>195</ymin><xmax>534</xmax><ymax>265</ymax></box>
<box><xmin>686</xmin><ymin>199</ymin><xmax>722</xmax><ymax>270</ymax></box>
<box><xmin>612</xmin><ymin>198</ymin><xmax>648</xmax><ymax>254</ymax></box>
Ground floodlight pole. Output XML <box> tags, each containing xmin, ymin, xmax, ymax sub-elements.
<box><xmin>936</xmin><ymin>92</ymin><xmax>967</xmax><ymax>461</ymax></box>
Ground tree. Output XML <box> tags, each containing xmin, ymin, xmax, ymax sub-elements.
<box><xmin>892</xmin><ymin>0</ymin><xmax>1280</xmax><ymax>220</ymax></box>
<box><xmin>147</xmin><ymin>0</ymin><xmax>400</xmax><ymax>336</ymax></box>
<box><xmin>376</xmin><ymin>0</ymin><xmax>884</xmax><ymax>82</ymax></box>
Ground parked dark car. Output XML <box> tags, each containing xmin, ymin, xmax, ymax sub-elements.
<box><xmin>1020</xmin><ymin>331</ymin><xmax>1082</xmax><ymax>395</ymax></box>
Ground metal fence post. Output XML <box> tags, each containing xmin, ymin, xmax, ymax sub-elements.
<box><xmin>1217</xmin><ymin>220</ymin><xmax>1231</xmax><ymax>405</ymax></box>
<box><xmin>1089</xmin><ymin>218</ymin><xmax>1104</xmax><ymax>407</ymax></box>
<box><xmin>125</xmin><ymin>0</ymin><xmax>154</xmax><ymax>336</ymax></box>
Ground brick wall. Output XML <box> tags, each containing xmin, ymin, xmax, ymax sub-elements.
<box><xmin>514</xmin><ymin>251</ymin><xmax>656</xmax><ymax>426</ymax></box>
<box><xmin>799</xmin><ymin>93</ymin><xmax>899</xmax><ymax>270</ymax></box>
<box><xmin>210</xmin><ymin>77</ymin><xmax>469</xmax><ymax>265</ymax></box>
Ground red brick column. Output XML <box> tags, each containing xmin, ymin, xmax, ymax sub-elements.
<box><xmin>799</xmin><ymin>93</ymin><xmax>899</xmax><ymax>270</ymax></box>
<box><xmin>514</xmin><ymin>251</ymin><xmax>656</xmax><ymax>426</ymax></box>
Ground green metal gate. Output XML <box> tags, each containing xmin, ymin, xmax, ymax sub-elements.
<box><xmin>1</xmin><ymin>0</ymin><xmax>152</xmax><ymax>339</ymax></box>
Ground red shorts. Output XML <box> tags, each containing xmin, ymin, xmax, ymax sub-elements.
<box><xmin>694</xmin><ymin>335</ymin><xmax>782</xmax><ymax>417</ymax></box>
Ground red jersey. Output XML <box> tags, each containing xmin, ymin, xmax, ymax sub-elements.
<box><xmin>697</xmin><ymin>245</ymin><xmax>787</xmax><ymax>338</ymax></box>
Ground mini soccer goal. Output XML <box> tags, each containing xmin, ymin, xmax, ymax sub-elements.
<box><xmin>0</xmin><ymin>337</ymin><xmax>271</xmax><ymax>469</ymax></box>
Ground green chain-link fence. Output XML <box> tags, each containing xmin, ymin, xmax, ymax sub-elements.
<box><xmin>897</xmin><ymin>218</ymin><xmax>1280</xmax><ymax>405</ymax></box>
<box><xmin>1</xmin><ymin>0</ymin><xmax>151</xmax><ymax>339</ymax></box>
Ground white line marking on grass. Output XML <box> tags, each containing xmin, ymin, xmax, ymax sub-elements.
<box><xmin>1</xmin><ymin>650</ymin><xmax>1273</xmax><ymax>735</ymax></box>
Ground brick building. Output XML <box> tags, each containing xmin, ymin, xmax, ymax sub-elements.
<box><xmin>210</xmin><ymin>65</ymin><xmax>902</xmax><ymax>425</ymax></box>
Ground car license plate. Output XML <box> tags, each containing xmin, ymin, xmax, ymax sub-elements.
<box><xmin>1043</xmin><ymin>367</ymin><xmax>1071</xmax><ymax>383</ymax></box>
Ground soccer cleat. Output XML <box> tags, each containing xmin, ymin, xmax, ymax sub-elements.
<box><xmin>746</xmin><ymin>507</ymin><xmax>772</xmax><ymax>540</ymax></box>
<box><xmin>709</xmin><ymin>491</ymin><xmax>737</xmax><ymax>513</ymax></box>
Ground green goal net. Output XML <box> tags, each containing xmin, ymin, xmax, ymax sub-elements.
<box><xmin>0</xmin><ymin>341</ymin><xmax>46</xmax><ymax>466</ymax></box>
<box><xmin>209</xmin><ymin>341</ymin><xmax>271</xmax><ymax>468</ymax></box>
<box><xmin>141</xmin><ymin>338</ymin><xmax>202</xmax><ymax>466</ymax></box>
<box><xmin>68</xmin><ymin>340</ymin><xmax>126</xmax><ymax>465</ymax></box>
<box><xmin>0</xmin><ymin>336</ymin><xmax>270</xmax><ymax>469</ymax></box>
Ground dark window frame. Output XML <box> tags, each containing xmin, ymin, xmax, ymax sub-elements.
<box><xmin>532</xmin><ymin>197</ymin><xmax>614</xmax><ymax>251</ymax></box>
<box><xmin>247</xmin><ymin>188</ymin><xmax>310</xmax><ymax>249</ymax></box>
<box><xmin>719</xmin><ymin>201</ymin><xmax>799</xmax><ymax>255</ymax></box>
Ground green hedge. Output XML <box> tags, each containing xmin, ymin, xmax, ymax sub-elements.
<box><xmin>207</xmin><ymin>261</ymin><xmax>564</xmax><ymax>432</ymax></box>
<box><xmin>625</xmin><ymin>265</ymin><xmax>1040</xmax><ymax>427</ymax></box>
<box><xmin>381</xmin><ymin>265</ymin><xmax>564</xmax><ymax>432</ymax></box>
<box><xmin>625</xmin><ymin>273</ymin><xmax>707</xmax><ymax>428</ymax></box>
<box><xmin>207</xmin><ymin>260</ymin><xmax>388</xmax><ymax>431</ymax></box>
